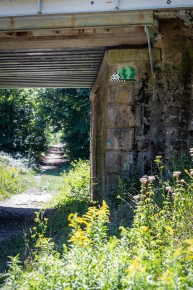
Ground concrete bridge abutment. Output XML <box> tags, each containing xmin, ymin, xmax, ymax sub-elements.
<box><xmin>90</xmin><ymin>20</ymin><xmax>193</xmax><ymax>200</ymax></box>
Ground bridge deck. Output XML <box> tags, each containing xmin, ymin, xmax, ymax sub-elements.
<box><xmin>0</xmin><ymin>0</ymin><xmax>193</xmax><ymax>17</ymax></box>
<box><xmin>0</xmin><ymin>1</ymin><xmax>192</xmax><ymax>88</ymax></box>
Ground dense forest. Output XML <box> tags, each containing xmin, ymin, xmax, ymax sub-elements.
<box><xmin>0</xmin><ymin>88</ymin><xmax>90</xmax><ymax>160</ymax></box>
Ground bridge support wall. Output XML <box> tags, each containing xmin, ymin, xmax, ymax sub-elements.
<box><xmin>90</xmin><ymin>20</ymin><xmax>193</xmax><ymax>200</ymax></box>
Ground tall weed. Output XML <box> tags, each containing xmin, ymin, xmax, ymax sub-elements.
<box><xmin>0</xmin><ymin>164</ymin><xmax>20</xmax><ymax>199</ymax></box>
<box><xmin>4</xmin><ymin>157</ymin><xmax>193</xmax><ymax>289</ymax></box>
<box><xmin>47</xmin><ymin>160</ymin><xmax>91</xmax><ymax>244</ymax></box>
<box><xmin>0</xmin><ymin>152</ymin><xmax>35</xmax><ymax>199</ymax></box>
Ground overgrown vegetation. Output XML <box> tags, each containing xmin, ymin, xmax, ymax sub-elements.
<box><xmin>0</xmin><ymin>89</ymin><xmax>47</xmax><ymax>157</ymax></box>
<box><xmin>47</xmin><ymin>160</ymin><xmax>91</xmax><ymax>245</ymax></box>
<box><xmin>2</xmin><ymin>156</ymin><xmax>193</xmax><ymax>289</ymax></box>
<box><xmin>51</xmin><ymin>160</ymin><xmax>90</xmax><ymax>206</ymax></box>
<box><xmin>0</xmin><ymin>152</ymin><xmax>34</xmax><ymax>200</ymax></box>
<box><xmin>0</xmin><ymin>160</ymin><xmax>89</xmax><ymax>279</ymax></box>
<box><xmin>0</xmin><ymin>88</ymin><xmax>90</xmax><ymax>159</ymax></box>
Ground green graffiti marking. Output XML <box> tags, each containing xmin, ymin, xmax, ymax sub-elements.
<box><xmin>117</xmin><ymin>67</ymin><xmax>136</xmax><ymax>80</ymax></box>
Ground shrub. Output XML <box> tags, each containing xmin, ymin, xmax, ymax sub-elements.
<box><xmin>60</xmin><ymin>160</ymin><xmax>90</xmax><ymax>201</ymax></box>
<box><xmin>4</xmin><ymin>158</ymin><xmax>193</xmax><ymax>289</ymax></box>
<box><xmin>0</xmin><ymin>152</ymin><xmax>35</xmax><ymax>199</ymax></box>
<box><xmin>46</xmin><ymin>160</ymin><xmax>91</xmax><ymax>244</ymax></box>
<box><xmin>0</xmin><ymin>164</ymin><xmax>20</xmax><ymax>199</ymax></box>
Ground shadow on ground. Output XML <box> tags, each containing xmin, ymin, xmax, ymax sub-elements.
<box><xmin>0</xmin><ymin>206</ymin><xmax>54</xmax><ymax>273</ymax></box>
<box><xmin>37</xmin><ymin>163</ymin><xmax>71</xmax><ymax>177</ymax></box>
<box><xmin>0</xmin><ymin>145</ymin><xmax>70</xmax><ymax>275</ymax></box>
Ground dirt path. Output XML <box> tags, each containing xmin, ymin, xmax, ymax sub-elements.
<box><xmin>40</xmin><ymin>144</ymin><xmax>67</xmax><ymax>170</ymax></box>
<box><xmin>0</xmin><ymin>145</ymin><xmax>67</xmax><ymax>271</ymax></box>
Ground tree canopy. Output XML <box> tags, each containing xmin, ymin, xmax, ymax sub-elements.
<box><xmin>0</xmin><ymin>88</ymin><xmax>90</xmax><ymax>159</ymax></box>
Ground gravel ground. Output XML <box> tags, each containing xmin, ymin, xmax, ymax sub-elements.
<box><xmin>0</xmin><ymin>187</ymin><xmax>55</xmax><ymax>242</ymax></box>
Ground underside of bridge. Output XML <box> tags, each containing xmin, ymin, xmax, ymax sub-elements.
<box><xmin>0</xmin><ymin>48</ymin><xmax>105</xmax><ymax>88</ymax></box>
<box><xmin>0</xmin><ymin>9</ymin><xmax>151</xmax><ymax>88</ymax></box>
<box><xmin>0</xmin><ymin>6</ymin><xmax>192</xmax><ymax>89</ymax></box>
<box><xmin>0</xmin><ymin>3</ymin><xmax>193</xmax><ymax>200</ymax></box>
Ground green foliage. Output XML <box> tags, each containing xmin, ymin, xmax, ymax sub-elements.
<box><xmin>0</xmin><ymin>88</ymin><xmax>90</xmax><ymax>159</ymax></box>
<box><xmin>45</xmin><ymin>130</ymin><xmax>64</xmax><ymax>147</ymax></box>
<box><xmin>0</xmin><ymin>152</ymin><xmax>35</xmax><ymax>200</ymax></box>
<box><xmin>0</xmin><ymin>89</ymin><xmax>47</xmax><ymax>155</ymax></box>
<box><xmin>0</xmin><ymin>164</ymin><xmax>20</xmax><ymax>199</ymax></box>
<box><xmin>36</xmin><ymin>88</ymin><xmax>90</xmax><ymax>159</ymax></box>
<box><xmin>47</xmin><ymin>160</ymin><xmax>91</xmax><ymax>244</ymax></box>
<box><xmin>4</xmin><ymin>157</ymin><xmax>193</xmax><ymax>289</ymax></box>
<box><xmin>51</xmin><ymin>160</ymin><xmax>90</xmax><ymax>206</ymax></box>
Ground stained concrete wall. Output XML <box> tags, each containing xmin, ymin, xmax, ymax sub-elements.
<box><xmin>90</xmin><ymin>19</ymin><xmax>193</xmax><ymax>200</ymax></box>
<box><xmin>90</xmin><ymin>62</ymin><xmax>108</xmax><ymax>199</ymax></box>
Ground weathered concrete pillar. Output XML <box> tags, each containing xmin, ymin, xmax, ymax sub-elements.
<box><xmin>91</xmin><ymin>20</ymin><xmax>193</xmax><ymax>200</ymax></box>
<box><xmin>90</xmin><ymin>48</ymin><xmax>157</xmax><ymax>199</ymax></box>
<box><xmin>153</xmin><ymin>20</ymin><xmax>193</xmax><ymax>157</ymax></box>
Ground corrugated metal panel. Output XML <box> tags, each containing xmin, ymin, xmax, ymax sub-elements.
<box><xmin>0</xmin><ymin>0</ymin><xmax>193</xmax><ymax>17</ymax></box>
<box><xmin>0</xmin><ymin>48</ymin><xmax>105</xmax><ymax>88</ymax></box>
